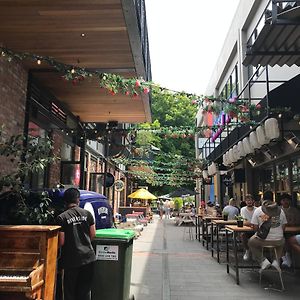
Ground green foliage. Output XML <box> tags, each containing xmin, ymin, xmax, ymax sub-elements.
<box><xmin>133</xmin><ymin>89</ymin><xmax>197</xmax><ymax>192</ymax></box>
<box><xmin>151</xmin><ymin>89</ymin><xmax>198</xmax><ymax>127</ymax></box>
<box><xmin>0</xmin><ymin>126</ymin><xmax>58</xmax><ymax>224</ymax></box>
<box><xmin>173</xmin><ymin>197</ymin><xmax>183</xmax><ymax>211</ymax></box>
<box><xmin>135</xmin><ymin>121</ymin><xmax>161</xmax><ymax>147</ymax></box>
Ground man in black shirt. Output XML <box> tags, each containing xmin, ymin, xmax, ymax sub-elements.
<box><xmin>57</xmin><ymin>188</ymin><xmax>96</xmax><ymax>300</ymax></box>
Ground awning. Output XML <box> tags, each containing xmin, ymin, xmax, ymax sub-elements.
<box><xmin>0</xmin><ymin>0</ymin><xmax>151</xmax><ymax>124</ymax></box>
<box><xmin>243</xmin><ymin>5</ymin><xmax>300</xmax><ymax>67</ymax></box>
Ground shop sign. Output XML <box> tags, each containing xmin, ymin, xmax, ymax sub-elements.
<box><xmin>223</xmin><ymin>175</ymin><xmax>232</xmax><ymax>187</ymax></box>
<box><xmin>114</xmin><ymin>179</ymin><xmax>125</xmax><ymax>192</ymax></box>
<box><xmin>95</xmin><ymin>245</ymin><xmax>119</xmax><ymax>261</ymax></box>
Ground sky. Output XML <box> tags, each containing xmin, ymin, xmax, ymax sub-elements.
<box><xmin>145</xmin><ymin>0</ymin><xmax>240</xmax><ymax>95</ymax></box>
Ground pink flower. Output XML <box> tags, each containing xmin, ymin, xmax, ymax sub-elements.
<box><xmin>228</xmin><ymin>96</ymin><xmax>237</xmax><ymax>103</ymax></box>
<box><xmin>143</xmin><ymin>88</ymin><xmax>150</xmax><ymax>94</ymax></box>
<box><xmin>135</xmin><ymin>80</ymin><xmax>141</xmax><ymax>87</ymax></box>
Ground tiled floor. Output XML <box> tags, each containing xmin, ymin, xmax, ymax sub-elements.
<box><xmin>130</xmin><ymin>215</ymin><xmax>300</xmax><ymax>300</ymax></box>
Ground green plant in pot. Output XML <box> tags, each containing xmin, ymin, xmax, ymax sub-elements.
<box><xmin>235</xmin><ymin>215</ymin><xmax>244</xmax><ymax>227</ymax></box>
<box><xmin>222</xmin><ymin>211</ymin><xmax>229</xmax><ymax>221</ymax></box>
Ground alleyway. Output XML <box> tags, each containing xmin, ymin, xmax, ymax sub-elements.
<box><xmin>131</xmin><ymin>216</ymin><xmax>300</xmax><ymax>300</ymax></box>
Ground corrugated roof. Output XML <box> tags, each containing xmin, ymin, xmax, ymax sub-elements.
<box><xmin>243</xmin><ymin>6</ymin><xmax>300</xmax><ymax>67</ymax></box>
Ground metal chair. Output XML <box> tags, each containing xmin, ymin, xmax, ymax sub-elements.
<box><xmin>183</xmin><ymin>224</ymin><xmax>194</xmax><ymax>241</ymax></box>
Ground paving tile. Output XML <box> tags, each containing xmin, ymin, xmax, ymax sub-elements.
<box><xmin>130</xmin><ymin>215</ymin><xmax>300</xmax><ymax>299</ymax></box>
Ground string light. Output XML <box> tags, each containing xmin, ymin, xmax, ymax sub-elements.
<box><xmin>71</xmin><ymin>68</ymin><xmax>75</xmax><ymax>74</ymax></box>
<box><xmin>37</xmin><ymin>59</ymin><xmax>41</xmax><ymax>65</ymax></box>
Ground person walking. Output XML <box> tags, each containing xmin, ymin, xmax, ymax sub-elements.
<box><xmin>164</xmin><ymin>200</ymin><xmax>171</xmax><ymax>219</ymax></box>
<box><xmin>57</xmin><ymin>188</ymin><xmax>96</xmax><ymax>300</ymax></box>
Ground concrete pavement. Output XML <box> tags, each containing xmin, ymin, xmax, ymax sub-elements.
<box><xmin>130</xmin><ymin>215</ymin><xmax>300</xmax><ymax>300</ymax></box>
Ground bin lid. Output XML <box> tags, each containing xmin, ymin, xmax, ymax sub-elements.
<box><xmin>95</xmin><ymin>228</ymin><xmax>135</xmax><ymax>240</ymax></box>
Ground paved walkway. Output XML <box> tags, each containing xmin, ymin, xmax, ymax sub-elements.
<box><xmin>130</xmin><ymin>215</ymin><xmax>300</xmax><ymax>300</ymax></box>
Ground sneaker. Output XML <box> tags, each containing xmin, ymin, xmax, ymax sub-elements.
<box><xmin>260</xmin><ymin>258</ymin><xmax>271</xmax><ymax>272</ymax></box>
<box><xmin>282</xmin><ymin>255</ymin><xmax>292</xmax><ymax>268</ymax></box>
<box><xmin>272</xmin><ymin>260</ymin><xmax>281</xmax><ymax>272</ymax></box>
<box><xmin>243</xmin><ymin>250</ymin><xmax>250</xmax><ymax>261</ymax></box>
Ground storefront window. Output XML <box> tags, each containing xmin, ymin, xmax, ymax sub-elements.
<box><xmin>25</xmin><ymin>122</ymin><xmax>48</xmax><ymax>189</ymax></box>
<box><xmin>61</xmin><ymin>143</ymin><xmax>73</xmax><ymax>161</ymax></box>
<box><xmin>61</xmin><ymin>162</ymin><xmax>81</xmax><ymax>188</ymax></box>
<box><xmin>276</xmin><ymin>162</ymin><xmax>289</xmax><ymax>194</ymax></box>
<box><xmin>258</xmin><ymin>168</ymin><xmax>274</xmax><ymax>194</ymax></box>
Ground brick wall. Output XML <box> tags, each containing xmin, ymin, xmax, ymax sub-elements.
<box><xmin>0</xmin><ymin>57</ymin><xmax>28</xmax><ymax>175</ymax></box>
<box><xmin>48</xmin><ymin>130</ymin><xmax>64</xmax><ymax>188</ymax></box>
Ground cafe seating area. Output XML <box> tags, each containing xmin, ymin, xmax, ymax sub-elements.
<box><xmin>192</xmin><ymin>209</ymin><xmax>300</xmax><ymax>290</ymax></box>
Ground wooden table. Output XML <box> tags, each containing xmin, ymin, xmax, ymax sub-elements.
<box><xmin>177</xmin><ymin>213</ymin><xmax>195</xmax><ymax>226</ymax></box>
<box><xmin>225</xmin><ymin>225</ymin><xmax>300</xmax><ymax>285</ymax></box>
<box><xmin>211</xmin><ymin>220</ymin><xmax>237</xmax><ymax>263</ymax></box>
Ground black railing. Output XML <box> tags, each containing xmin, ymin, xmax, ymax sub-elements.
<box><xmin>200</xmin><ymin>65</ymin><xmax>289</xmax><ymax>163</ymax></box>
<box><xmin>247</xmin><ymin>0</ymin><xmax>300</xmax><ymax>51</ymax></box>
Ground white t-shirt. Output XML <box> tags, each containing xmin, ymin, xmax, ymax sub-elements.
<box><xmin>222</xmin><ymin>205</ymin><xmax>239</xmax><ymax>220</ymax></box>
<box><xmin>251</xmin><ymin>207</ymin><xmax>287</xmax><ymax>240</ymax></box>
<box><xmin>240</xmin><ymin>206</ymin><xmax>256</xmax><ymax>222</ymax></box>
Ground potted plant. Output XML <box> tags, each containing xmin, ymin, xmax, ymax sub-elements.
<box><xmin>235</xmin><ymin>215</ymin><xmax>244</xmax><ymax>227</ymax></box>
<box><xmin>222</xmin><ymin>211</ymin><xmax>229</xmax><ymax>221</ymax></box>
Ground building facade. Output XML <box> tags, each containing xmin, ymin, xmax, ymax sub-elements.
<box><xmin>0</xmin><ymin>0</ymin><xmax>152</xmax><ymax>215</ymax></box>
<box><xmin>196</xmin><ymin>0</ymin><xmax>300</xmax><ymax>207</ymax></box>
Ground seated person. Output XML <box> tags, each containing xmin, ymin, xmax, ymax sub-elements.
<box><xmin>283</xmin><ymin>234</ymin><xmax>300</xmax><ymax>267</ymax></box>
<box><xmin>280</xmin><ymin>193</ymin><xmax>300</xmax><ymax>267</ymax></box>
<box><xmin>280</xmin><ymin>193</ymin><xmax>300</xmax><ymax>226</ymax></box>
<box><xmin>240</xmin><ymin>194</ymin><xmax>256</xmax><ymax>261</ymax></box>
<box><xmin>248</xmin><ymin>191</ymin><xmax>287</xmax><ymax>272</ymax></box>
<box><xmin>222</xmin><ymin>198</ymin><xmax>239</xmax><ymax>220</ymax></box>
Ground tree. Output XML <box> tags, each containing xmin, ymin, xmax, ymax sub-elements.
<box><xmin>133</xmin><ymin>89</ymin><xmax>198</xmax><ymax>194</ymax></box>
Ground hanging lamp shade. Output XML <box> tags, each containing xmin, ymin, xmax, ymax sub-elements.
<box><xmin>264</xmin><ymin>118</ymin><xmax>280</xmax><ymax>140</ymax></box>
<box><xmin>249</xmin><ymin>131</ymin><xmax>261</xmax><ymax>149</ymax></box>
<box><xmin>256</xmin><ymin>125</ymin><xmax>270</xmax><ymax>146</ymax></box>
<box><xmin>237</xmin><ymin>141</ymin><xmax>246</xmax><ymax>158</ymax></box>
<box><xmin>233</xmin><ymin>145</ymin><xmax>240</xmax><ymax>161</ymax></box>
<box><xmin>229</xmin><ymin>148</ymin><xmax>235</xmax><ymax>163</ymax></box>
<box><xmin>225</xmin><ymin>151</ymin><xmax>231</xmax><ymax>165</ymax></box>
<box><xmin>223</xmin><ymin>153</ymin><xmax>229</xmax><ymax>166</ymax></box>
<box><xmin>242</xmin><ymin>137</ymin><xmax>254</xmax><ymax>155</ymax></box>
<box><xmin>202</xmin><ymin>170</ymin><xmax>208</xmax><ymax>179</ymax></box>
<box><xmin>210</xmin><ymin>162</ymin><xmax>217</xmax><ymax>175</ymax></box>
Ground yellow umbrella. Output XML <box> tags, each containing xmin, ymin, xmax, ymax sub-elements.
<box><xmin>128</xmin><ymin>188</ymin><xmax>157</xmax><ymax>200</ymax></box>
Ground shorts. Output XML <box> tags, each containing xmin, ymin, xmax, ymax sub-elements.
<box><xmin>296</xmin><ymin>234</ymin><xmax>300</xmax><ymax>245</ymax></box>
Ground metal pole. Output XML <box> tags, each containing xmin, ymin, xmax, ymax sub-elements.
<box><xmin>79</xmin><ymin>132</ymin><xmax>86</xmax><ymax>189</ymax></box>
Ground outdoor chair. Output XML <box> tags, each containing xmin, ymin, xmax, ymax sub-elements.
<box><xmin>259</xmin><ymin>245</ymin><xmax>284</xmax><ymax>292</ymax></box>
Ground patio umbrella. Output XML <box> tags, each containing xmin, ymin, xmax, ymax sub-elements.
<box><xmin>128</xmin><ymin>188</ymin><xmax>157</xmax><ymax>200</ymax></box>
<box><xmin>169</xmin><ymin>188</ymin><xmax>196</xmax><ymax>198</ymax></box>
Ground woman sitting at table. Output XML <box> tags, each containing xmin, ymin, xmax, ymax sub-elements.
<box><xmin>222</xmin><ymin>198</ymin><xmax>239</xmax><ymax>220</ymax></box>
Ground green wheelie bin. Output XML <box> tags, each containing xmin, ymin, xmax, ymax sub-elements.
<box><xmin>91</xmin><ymin>228</ymin><xmax>136</xmax><ymax>300</ymax></box>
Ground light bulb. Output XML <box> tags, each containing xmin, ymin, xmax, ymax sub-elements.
<box><xmin>37</xmin><ymin>59</ymin><xmax>41</xmax><ymax>65</ymax></box>
<box><xmin>71</xmin><ymin>68</ymin><xmax>75</xmax><ymax>74</ymax></box>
